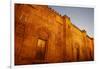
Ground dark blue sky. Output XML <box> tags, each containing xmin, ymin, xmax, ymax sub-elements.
<box><xmin>49</xmin><ymin>5</ymin><xmax>94</xmax><ymax>37</ymax></box>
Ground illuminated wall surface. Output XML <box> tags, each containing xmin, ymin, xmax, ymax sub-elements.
<box><xmin>15</xmin><ymin>4</ymin><xmax>94</xmax><ymax>65</ymax></box>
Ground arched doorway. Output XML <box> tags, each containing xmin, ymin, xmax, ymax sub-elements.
<box><xmin>74</xmin><ymin>43</ymin><xmax>80</xmax><ymax>61</ymax></box>
<box><xmin>35</xmin><ymin>39</ymin><xmax>47</xmax><ymax>61</ymax></box>
<box><xmin>34</xmin><ymin>27</ymin><xmax>51</xmax><ymax>63</ymax></box>
<box><xmin>76</xmin><ymin>47</ymin><xmax>79</xmax><ymax>61</ymax></box>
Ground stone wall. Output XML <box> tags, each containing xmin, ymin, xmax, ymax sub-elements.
<box><xmin>15</xmin><ymin>4</ymin><xmax>94</xmax><ymax>65</ymax></box>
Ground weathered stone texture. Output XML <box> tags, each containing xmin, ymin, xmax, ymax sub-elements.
<box><xmin>15</xmin><ymin>4</ymin><xmax>94</xmax><ymax>65</ymax></box>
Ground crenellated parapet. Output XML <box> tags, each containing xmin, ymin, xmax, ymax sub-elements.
<box><xmin>15</xmin><ymin>4</ymin><xmax>94</xmax><ymax>65</ymax></box>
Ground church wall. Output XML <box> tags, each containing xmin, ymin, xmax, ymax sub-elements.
<box><xmin>86</xmin><ymin>36</ymin><xmax>94</xmax><ymax>60</ymax></box>
<box><xmin>15</xmin><ymin>4</ymin><xmax>64</xmax><ymax>64</ymax></box>
<box><xmin>15</xmin><ymin>4</ymin><xmax>94</xmax><ymax>65</ymax></box>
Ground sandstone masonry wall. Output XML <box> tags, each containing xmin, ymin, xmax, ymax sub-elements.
<box><xmin>15</xmin><ymin>4</ymin><xmax>94</xmax><ymax>65</ymax></box>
